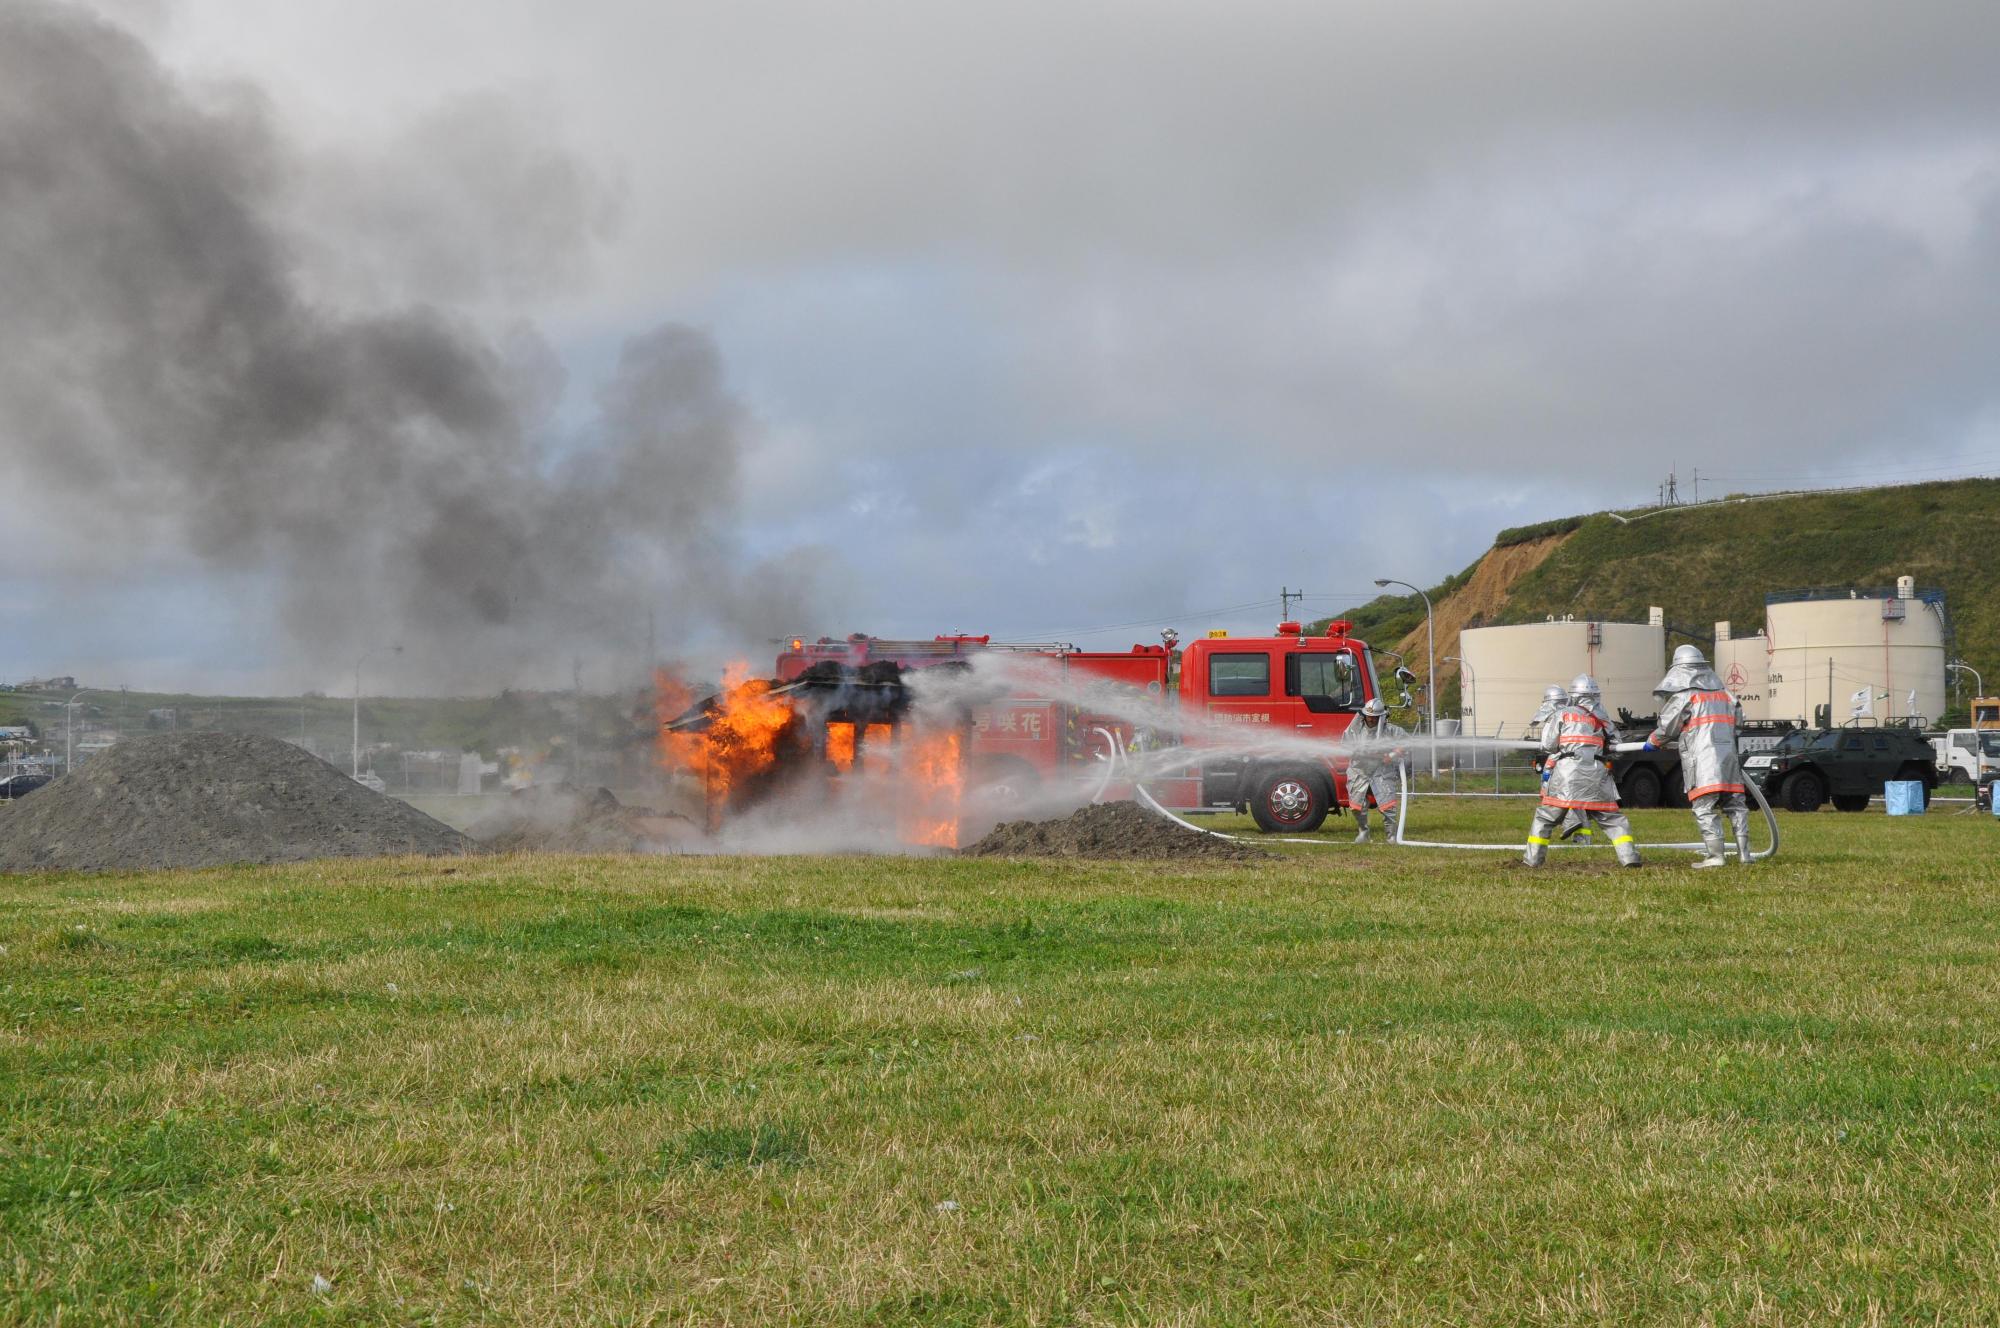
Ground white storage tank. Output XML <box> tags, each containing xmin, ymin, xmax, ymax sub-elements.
<box><xmin>1710</xmin><ymin>620</ymin><xmax>1772</xmax><ymax>722</ymax></box>
<box><xmin>1458</xmin><ymin>609</ymin><xmax>1666</xmax><ymax>738</ymax></box>
<box><xmin>1763</xmin><ymin>578</ymin><xmax>1947</xmax><ymax>724</ymax></box>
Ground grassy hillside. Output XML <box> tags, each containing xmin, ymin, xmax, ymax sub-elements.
<box><xmin>1316</xmin><ymin>478</ymin><xmax>2000</xmax><ymax>720</ymax></box>
<box><xmin>4</xmin><ymin>809</ymin><xmax>1998</xmax><ymax>1322</ymax></box>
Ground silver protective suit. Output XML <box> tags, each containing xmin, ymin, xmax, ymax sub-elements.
<box><xmin>1526</xmin><ymin>695</ymin><xmax>1591</xmax><ymax>843</ymax></box>
<box><xmin>1342</xmin><ymin>714</ymin><xmax>1408</xmax><ymax>840</ymax></box>
<box><xmin>1648</xmin><ymin>663</ymin><xmax>1750</xmax><ymax>862</ymax></box>
<box><xmin>1525</xmin><ymin>697</ymin><xmax>1639</xmax><ymax>867</ymax></box>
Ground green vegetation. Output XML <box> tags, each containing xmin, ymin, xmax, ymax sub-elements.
<box><xmin>5</xmin><ymin>804</ymin><xmax>1999</xmax><ymax>1324</ymax></box>
<box><xmin>1492</xmin><ymin>514</ymin><xmax>1588</xmax><ymax>547</ymax></box>
<box><xmin>1314</xmin><ymin>479</ymin><xmax>2000</xmax><ymax>724</ymax></box>
<box><xmin>1502</xmin><ymin>480</ymin><xmax>2000</xmax><ymax>672</ymax></box>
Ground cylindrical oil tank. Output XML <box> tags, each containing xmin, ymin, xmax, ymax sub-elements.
<box><xmin>1763</xmin><ymin>583</ymin><xmax>1946</xmax><ymax>724</ymax></box>
<box><xmin>1711</xmin><ymin>621</ymin><xmax>1771</xmax><ymax>722</ymax></box>
<box><xmin>1458</xmin><ymin>616</ymin><xmax>1665</xmax><ymax>738</ymax></box>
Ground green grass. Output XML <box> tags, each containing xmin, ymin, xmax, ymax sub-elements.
<box><xmin>3</xmin><ymin>802</ymin><xmax>1998</xmax><ymax>1324</ymax></box>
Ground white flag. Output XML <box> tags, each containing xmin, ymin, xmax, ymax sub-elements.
<box><xmin>1908</xmin><ymin>688</ymin><xmax>1918</xmax><ymax>715</ymax></box>
<box><xmin>1849</xmin><ymin>686</ymin><xmax>1872</xmax><ymax>718</ymax></box>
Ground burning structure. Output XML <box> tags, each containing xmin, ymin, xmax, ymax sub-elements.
<box><xmin>652</xmin><ymin>622</ymin><xmax>1398</xmax><ymax>849</ymax></box>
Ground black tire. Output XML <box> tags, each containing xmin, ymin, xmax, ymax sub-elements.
<box><xmin>1831</xmin><ymin>793</ymin><xmax>1871</xmax><ymax>813</ymax></box>
<box><xmin>1248</xmin><ymin>767</ymin><xmax>1330</xmax><ymax>834</ymax></box>
<box><xmin>1621</xmin><ymin>765</ymin><xmax>1663</xmax><ymax>809</ymax></box>
<box><xmin>969</xmin><ymin>756</ymin><xmax>1040</xmax><ymax>807</ymax></box>
<box><xmin>1784</xmin><ymin>770</ymin><xmax>1826</xmax><ymax>813</ymax></box>
<box><xmin>1895</xmin><ymin>763</ymin><xmax>1937</xmax><ymax>800</ymax></box>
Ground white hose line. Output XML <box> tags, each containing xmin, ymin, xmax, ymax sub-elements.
<box><xmin>1086</xmin><ymin>727</ymin><xmax>1119</xmax><ymax>806</ymax></box>
<box><xmin>1393</xmin><ymin>759</ymin><xmax>1782</xmax><ymax>861</ymax></box>
<box><xmin>1114</xmin><ymin>740</ymin><xmax>1781</xmax><ymax>863</ymax></box>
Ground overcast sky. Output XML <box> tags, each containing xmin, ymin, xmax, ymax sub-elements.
<box><xmin>6</xmin><ymin>0</ymin><xmax>2000</xmax><ymax>692</ymax></box>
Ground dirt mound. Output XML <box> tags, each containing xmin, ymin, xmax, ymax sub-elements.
<box><xmin>473</xmin><ymin>785</ymin><xmax>699</xmax><ymax>854</ymax></box>
<box><xmin>960</xmin><ymin>800</ymin><xmax>1265</xmax><ymax>861</ymax></box>
<box><xmin>0</xmin><ymin>732</ymin><xmax>470</xmax><ymax>872</ymax></box>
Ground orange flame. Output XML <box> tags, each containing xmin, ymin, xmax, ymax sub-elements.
<box><xmin>825</xmin><ymin>721</ymin><xmax>856</xmax><ymax>772</ymax></box>
<box><xmin>654</xmin><ymin>664</ymin><xmax>796</xmax><ymax>826</ymax></box>
<box><xmin>898</xmin><ymin>729</ymin><xmax>964</xmax><ymax>848</ymax></box>
<box><xmin>861</xmin><ymin>723</ymin><xmax>893</xmax><ymax>775</ymax></box>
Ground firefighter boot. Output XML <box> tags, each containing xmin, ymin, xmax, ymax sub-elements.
<box><xmin>1733</xmin><ymin>808</ymin><xmax>1753</xmax><ymax>866</ymax></box>
<box><xmin>1691</xmin><ymin>834</ymin><xmax>1727</xmax><ymax>869</ymax></box>
<box><xmin>1352</xmin><ymin>810</ymin><xmax>1370</xmax><ymax>845</ymax></box>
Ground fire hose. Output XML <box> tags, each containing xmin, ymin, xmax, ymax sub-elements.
<box><xmin>1111</xmin><ymin>733</ymin><xmax>1782</xmax><ymax>862</ymax></box>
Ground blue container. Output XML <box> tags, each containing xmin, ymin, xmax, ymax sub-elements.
<box><xmin>1884</xmin><ymin>781</ymin><xmax>1927</xmax><ymax>816</ymax></box>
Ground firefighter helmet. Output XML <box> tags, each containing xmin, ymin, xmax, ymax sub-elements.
<box><xmin>1671</xmin><ymin>644</ymin><xmax>1708</xmax><ymax>668</ymax></box>
<box><xmin>1360</xmin><ymin>697</ymin><xmax>1388</xmax><ymax>719</ymax></box>
<box><xmin>1569</xmin><ymin>673</ymin><xmax>1601</xmax><ymax>699</ymax></box>
<box><xmin>1542</xmin><ymin>683</ymin><xmax>1567</xmax><ymax>704</ymax></box>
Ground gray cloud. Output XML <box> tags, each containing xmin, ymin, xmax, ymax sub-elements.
<box><xmin>14</xmin><ymin>0</ymin><xmax>2000</xmax><ymax>681</ymax></box>
<box><xmin>0</xmin><ymin>1</ymin><xmax>831</xmax><ymax>688</ymax></box>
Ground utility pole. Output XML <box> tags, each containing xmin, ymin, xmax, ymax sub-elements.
<box><xmin>1279</xmin><ymin>587</ymin><xmax>1303</xmax><ymax>621</ymax></box>
<box><xmin>353</xmin><ymin>644</ymin><xmax>402</xmax><ymax>779</ymax></box>
<box><xmin>63</xmin><ymin>691</ymin><xmax>91</xmax><ymax>773</ymax></box>
<box><xmin>1375</xmin><ymin>578</ymin><xmax>1437</xmax><ymax>777</ymax></box>
<box><xmin>572</xmin><ymin>657</ymin><xmax>584</xmax><ymax>786</ymax></box>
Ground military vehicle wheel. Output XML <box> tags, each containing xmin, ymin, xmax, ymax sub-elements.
<box><xmin>1895</xmin><ymin>762</ymin><xmax>1936</xmax><ymax>797</ymax></box>
<box><xmin>1249</xmin><ymin>767</ymin><xmax>1329</xmax><ymax>834</ymax></box>
<box><xmin>1831</xmin><ymin>793</ymin><xmax>1871</xmax><ymax>812</ymax></box>
<box><xmin>1784</xmin><ymin>770</ymin><xmax>1826</xmax><ymax>812</ymax></box>
<box><xmin>1620</xmin><ymin>766</ymin><xmax>1663</xmax><ymax>808</ymax></box>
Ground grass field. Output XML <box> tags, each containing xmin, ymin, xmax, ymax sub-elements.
<box><xmin>4</xmin><ymin>801</ymin><xmax>1998</xmax><ymax>1325</ymax></box>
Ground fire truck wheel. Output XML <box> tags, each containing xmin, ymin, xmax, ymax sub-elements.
<box><xmin>969</xmin><ymin>756</ymin><xmax>1039</xmax><ymax>807</ymax></box>
<box><xmin>1249</xmin><ymin>767</ymin><xmax>1329</xmax><ymax>834</ymax></box>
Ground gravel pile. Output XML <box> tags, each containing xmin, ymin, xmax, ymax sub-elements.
<box><xmin>960</xmin><ymin>799</ymin><xmax>1265</xmax><ymax>861</ymax></box>
<box><xmin>0</xmin><ymin>732</ymin><xmax>471</xmax><ymax>872</ymax></box>
<box><xmin>473</xmin><ymin>785</ymin><xmax>699</xmax><ymax>854</ymax></box>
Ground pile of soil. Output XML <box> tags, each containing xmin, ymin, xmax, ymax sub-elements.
<box><xmin>0</xmin><ymin>732</ymin><xmax>470</xmax><ymax>872</ymax></box>
<box><xmin>960</xmin><ymin>799</ymin><xmax>1265</xmax><ymax>861</ymax></box>
<box><xmin>473</xmin><ymin>784</ymin><xmax>699</xmax><ymax>854</ymax></box>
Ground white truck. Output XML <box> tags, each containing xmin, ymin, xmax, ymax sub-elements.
<box><xmin>1932</xmin><ymin>728</ymin><xmax>2000</xmax><ymax>785</ymax></box>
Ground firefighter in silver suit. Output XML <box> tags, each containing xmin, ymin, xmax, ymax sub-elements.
<box><xmin>1524</xmin><ymin>675</ymin><xmax>1641</xmax><ymax>867</ymax></box>
<box><xmin>1344</xmin><ymin>697</ymin><xmax>1408</xmax><ymax>843</ymax></box>
<box><xmin>1646</xmin><ymin>644</ymin><xmax>1750</xmax><ymax>868</ymax></box>
<box><xmin>1527</xmin><ymin>682</ymin><xmax>1591</xmax><ymax>844</ymax></box>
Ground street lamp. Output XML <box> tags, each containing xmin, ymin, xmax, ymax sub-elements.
<box><xmin>63</xmin><ymin>690</ymin><xmax>92</xmax><ymax>774</ymax></box>
<box><xmin>1375</xmin><ymin>578</ymin><xmax>1437</xmax><ymax>776</ymax></box>
<box><xmin>1947</xmin><ymin>661</ymin><xmax>1983</xmax><ymax>723</ymax></box>
<box><xmin>353</xmin><ymin>645</ymin><xmax>402</xmax><ymax>779</ymax></box>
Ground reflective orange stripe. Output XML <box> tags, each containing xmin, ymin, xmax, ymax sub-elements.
<box><xmin>1685</xmin><ymin>715</ymin><xmax>1734</xmax><ymax>726</ymax></box>
<box><xmin>1541</xmin><ymin>796</ymin><xmax>1619</xmax><ymax>811</ymax></box>
<box><xmin>1560</xmin><ymin>734</ymin><xmax>1604</xmax><ymax>745</ymax></box>
<box><xmin>1687</xmin><ymin>781</ymin><xmax>1746</xmax><ymax>798</ymax></box>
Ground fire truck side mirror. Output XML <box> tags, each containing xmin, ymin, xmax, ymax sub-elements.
<box><xmin>1394</xmin><ymin>666</ymin><xmax>1418</xmax><ymax>685</ymax></box>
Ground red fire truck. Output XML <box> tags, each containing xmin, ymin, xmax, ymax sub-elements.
<box><xmin>773</xmin><ymin>621</ymin><xmax>1393</xmax><ymax>832</ymax></box>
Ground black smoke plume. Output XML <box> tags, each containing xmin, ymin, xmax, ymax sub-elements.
<box><xmin>0</xmin><ymin>1</ymin><xmax>819</xmax><ymax>686</ymax></box>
